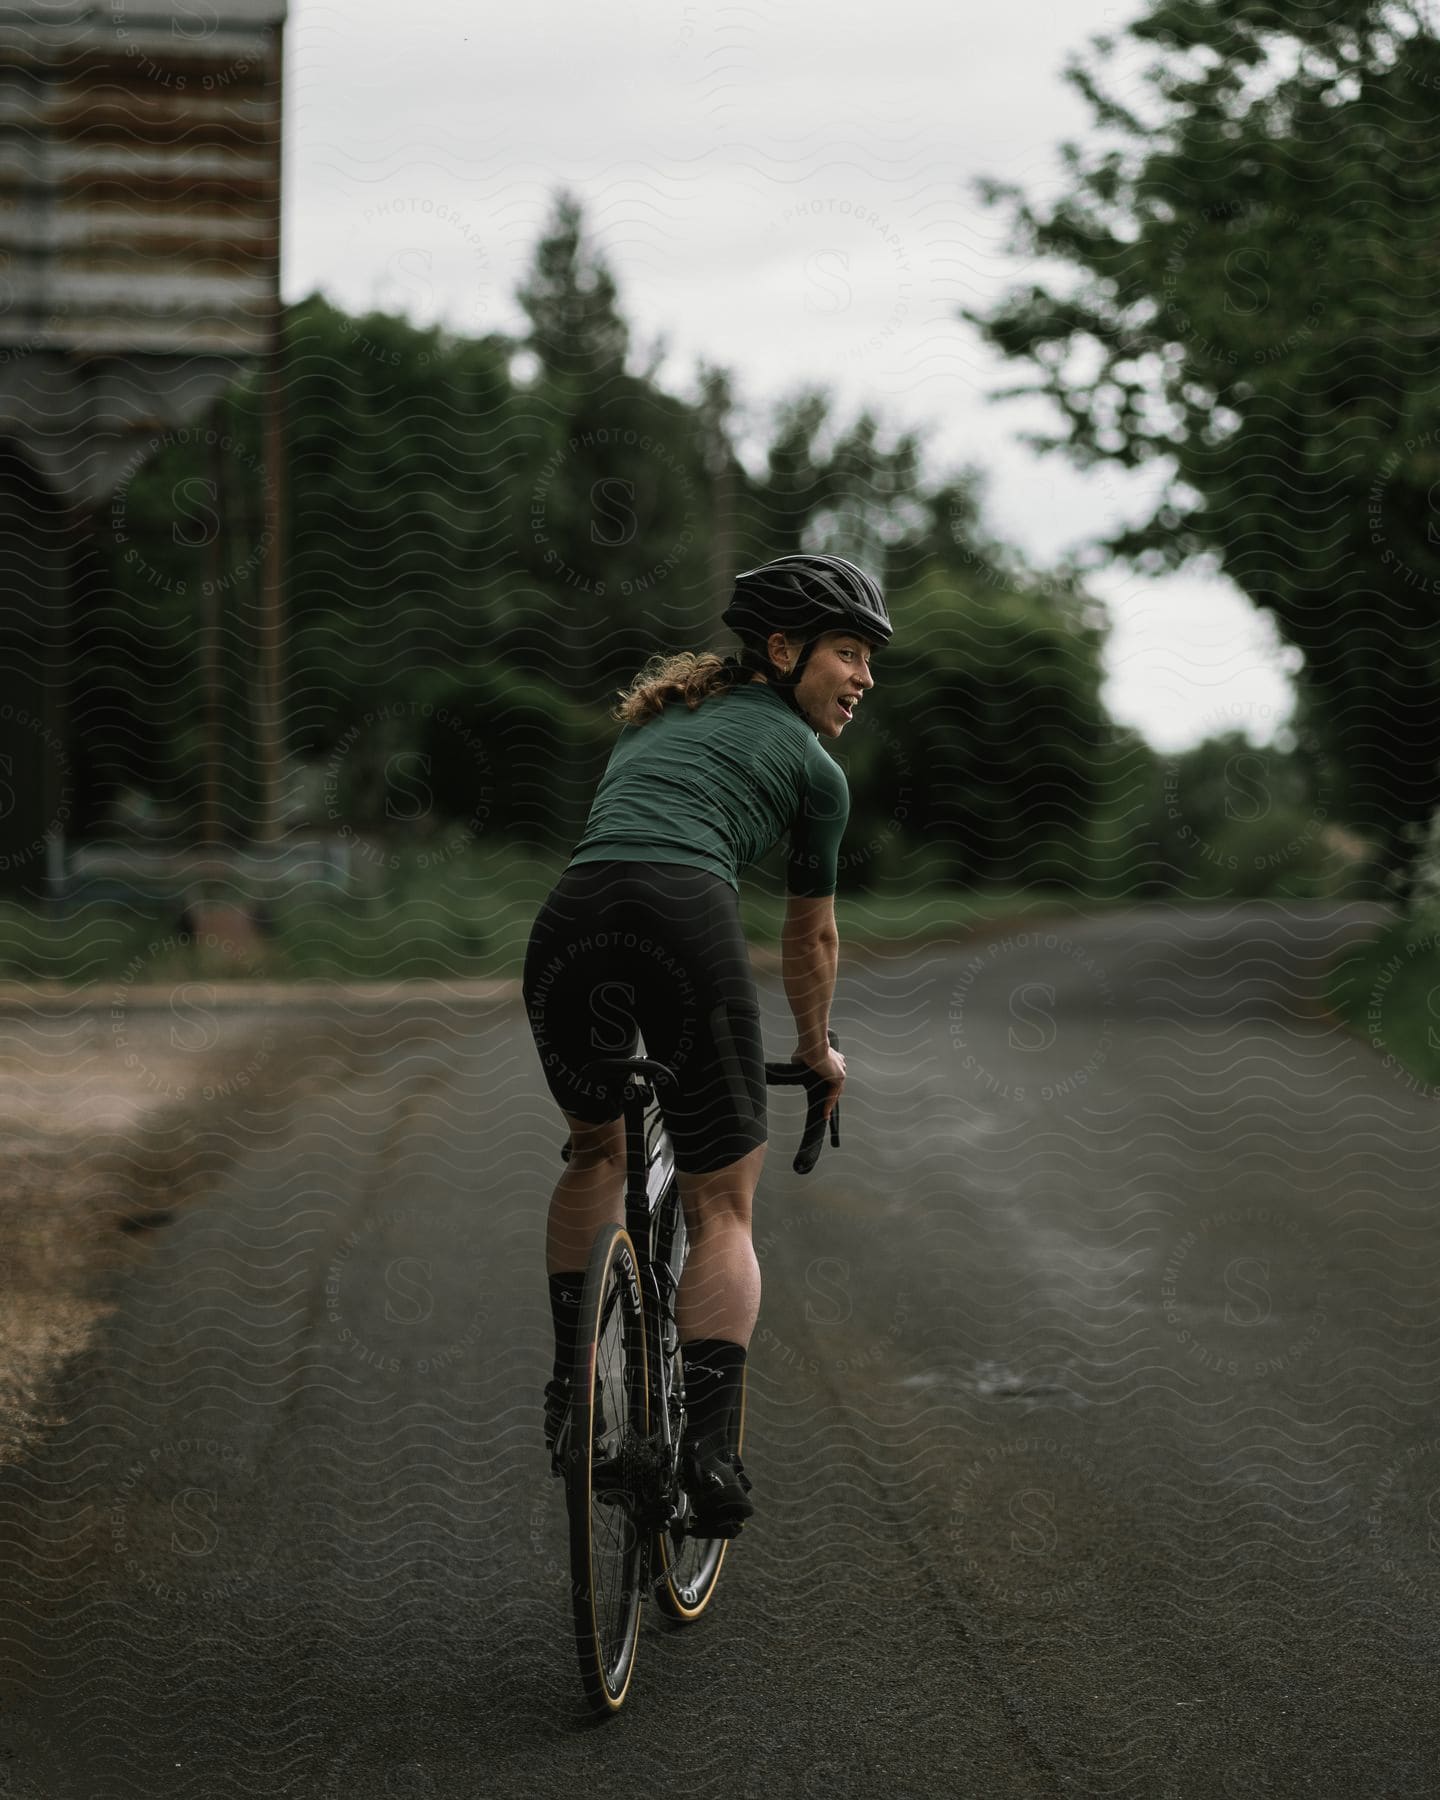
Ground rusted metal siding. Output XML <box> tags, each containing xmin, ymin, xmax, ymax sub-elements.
<box><xmin>0</xmin><ymin>3</ymin><xmax>284</xmax><ymax>362</ymax></box>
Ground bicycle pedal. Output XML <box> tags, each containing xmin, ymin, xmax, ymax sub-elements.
<box><xmin>684</xmin><ymin>1514</ymin><xmax>748</xmax><ymax>1541</ymax></box>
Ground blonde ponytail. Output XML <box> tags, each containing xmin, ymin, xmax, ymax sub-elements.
<box><xmin>610</xmin><ymin>650</ymin><xmax>745</xmax><ymax>726</ymax></box>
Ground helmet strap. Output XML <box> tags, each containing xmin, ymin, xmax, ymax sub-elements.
<box><xmin>735</xmin><ymin>635</ymin><xmax>818</xmax><ymax>726</ymax></box>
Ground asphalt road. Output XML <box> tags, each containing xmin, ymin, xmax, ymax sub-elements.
<box><xmin>1</xmin><ymin>902</ymin><xmax>1437</xmax><ymax>1798</ymax></box>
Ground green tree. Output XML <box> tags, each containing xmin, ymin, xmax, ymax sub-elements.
<box><xmin>741</xmin><ymin>389</ymin><xmax>927</xmax><ymax>569</ymax></box>
<box><xmin>516</xmin><ymin>188</ymin><xmax>630</xmax><ymax>383</ymax></box>
<box><xmin>751</xmin><ymin>388</ymin><xmax>835</xmax><ymax>558</ymax></box>
<box><xmin>968</xmin><ymin>0</ymin><xmax>1440</xmax><ymax>870</ymax></box>
<box><xmin>733</xmin><ymin>386</ymin><xmax>1123</xmax><ymax>892</ymax></box>
<box><xmin>1143</xmin><ymin>729</ymin><xmax>1341</xmax><ymax>900</ymax></box>
<box><xmin>833</xmin><ymin>559</ymin><xmax>1117</xmax><ymax>892</ymax></box>
<box><xmin>695</xmin><ymin>360</ymin><xmax>742</xmax><ymax>626</ymax></box>
<box><xmin>70</xmin><ymin>203</ymin><xmax>1133</xmax><ymax>892</ymax></box>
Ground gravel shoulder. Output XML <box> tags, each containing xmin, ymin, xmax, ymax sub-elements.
<box><xmin>0</xmin><ymin>1006</ymin><xmax>351</xmax><ymax>1467</ymax></box>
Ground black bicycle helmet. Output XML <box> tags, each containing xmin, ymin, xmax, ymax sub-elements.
<box><xmin>722</xmin><ymin>553</ymin><xmax>892</xmax><ymax>651</ymax></box>
<box><xmin>721</xmin><ymin>553</ymin><xmax>891</xmax><ymax>724</ymax></box>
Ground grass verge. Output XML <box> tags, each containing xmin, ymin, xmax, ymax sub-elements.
<box><xmin>3</xmin><ymin>844</ymin><xmax>1115</xmax><ymax>988</ymax></box>
<box><xmin>1323</xmin><ymin>914</ymin><xmax>1440</xmax><ymax>1094</ymax></box>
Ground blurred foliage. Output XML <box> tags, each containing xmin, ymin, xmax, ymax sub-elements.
<box><xmin>1140</xmin><ymin>730</ymin><xmax>1376</xmax><ymax>902</ymax></box>
<box><xmin>1403</xmin><ymin>802</ymin><xmax>1440</xmax><ymax>923</ymax></box>
<box><xmin>271</xmin><ymin>842</ymin><xmax>563</xmax><ymax>981</ymax></box>
<box><xmin>1325</xmin><ymin>916</ymin><xmax>1440</xmax><ymax>1092</ymax></box>
<box><xmin>0</xmin><ymin>899</ymin><xmax>170</xmax><ymax>984</ymax></box>
<box><xmin>968</xmin><ymin>0</ymin><xmax>1440</xmax><ymax>874</ymax></box>
<box><xmin>56</xmin><ymin>184</ymin><xmax>1385</xmax><ymax>927</ymax></box>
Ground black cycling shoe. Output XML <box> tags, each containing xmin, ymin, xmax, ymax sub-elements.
<box><xmin>544</xmin><ymin>1379</ymin><xmax>610</xmax><ymax>1473</ymax></box>
<box><xmin>682</xmin><ymin>1437</ymin><xmax>754</xmax><ymax>1539</ymax></box>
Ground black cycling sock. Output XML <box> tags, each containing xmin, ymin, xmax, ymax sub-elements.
<box><xmin>681</xmin><ymin>1338</ymin><xmax>747</xmax><ymax>1452</ymax></box>
<box><xmin>548</xmin><ymin>1271</ymin><xmax>585</xmax><ymax>1385</ymax></box>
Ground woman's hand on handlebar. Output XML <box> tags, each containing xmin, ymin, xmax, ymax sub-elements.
<box><xmin>792</xmin><ymin>1043</ymin><xmax>845</xmax><ymax>1120</ymax></box>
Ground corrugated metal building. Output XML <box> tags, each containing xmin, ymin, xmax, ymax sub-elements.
<box><xmin>0</xmin><ymin>0</ymin><xmax>285</xmax><ymax>893</ymax></box>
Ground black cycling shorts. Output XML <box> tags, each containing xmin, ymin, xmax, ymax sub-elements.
<box><xmin>522</xmin><ymin>860</ymin><xmax>767</xmax><ymax>1175</ymax></box>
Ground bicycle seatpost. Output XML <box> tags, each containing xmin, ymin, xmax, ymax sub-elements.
<box><xmin>569</xmin><ymin>1057</ymin><xmax>679</xmax><ymax>1209</ymax></box>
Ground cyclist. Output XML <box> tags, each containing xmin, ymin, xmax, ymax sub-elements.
<box><xmin>523</xmin><ymin>552</ymin><xmax>891</xmax><ymax>1536</ymax></box>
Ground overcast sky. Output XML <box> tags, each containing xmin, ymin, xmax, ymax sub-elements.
<box><xmin>284</xmin><ymin>0</ymin><xmax>1299</xmax><ymax>753</ymax></box>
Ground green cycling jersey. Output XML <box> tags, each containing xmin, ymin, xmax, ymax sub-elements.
<box><xmin>568</xmin><ymin>680</ymin><xmax>850</xmax><ymax>897</ymax></box>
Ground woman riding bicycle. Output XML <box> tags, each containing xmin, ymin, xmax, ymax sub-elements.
<box><xmin>523</xmin><ymin>552</ymin><xmax>891</xmax><ymax>1537</ymax></box>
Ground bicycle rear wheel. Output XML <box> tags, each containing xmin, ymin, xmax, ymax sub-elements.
<box><xmin>566</xmin><ymin>1223</ymin><xmax>650</xmax><ymax>1714</ymax></box>
<box><xmin>652</xmin><ymin>1177</ymin><xmax>745</xmax><ymax>1622</ymax></box>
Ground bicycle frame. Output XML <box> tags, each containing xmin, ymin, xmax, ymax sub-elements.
<box><xmin>560</xmin><ymin>1056</ymin><xmax>690</xmax><ymax>1537</ymax></box>
<box><xmin>572</xmin><ymin>1040</ymin><xmax>838</xmax><ymax>1522</ymax></box>
<box><xmin>559</xmin><ymin>1038</ymin><xmax>841</xmax><ymax>1709</ymax></box>
<box><xmin>615</xmin><ymin>1063</ymin><xmax>685</xmax><ymax>1517</ymax></box>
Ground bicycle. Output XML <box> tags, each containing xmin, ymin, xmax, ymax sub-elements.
<box><xmin>552</xmin><ymin>1032</ymin><xmax>840</xmax><ymax>1716</ymax></box>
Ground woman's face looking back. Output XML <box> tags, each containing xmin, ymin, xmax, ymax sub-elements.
<box><xmin>788</xmin><ymin>630</ymin><xmax>876</xmax><ymax>739</ymax></box>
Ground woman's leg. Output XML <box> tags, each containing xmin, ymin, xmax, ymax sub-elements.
<box><xmin>674</xmin><ymin>1143</ymin><xmax>767</xmax><ymax>1346</ymax></box>
<box><xmin>543</xmin><ymin>1113</ymin><xmax>626</xmax><ymax>1410</ymax></box>
<box><xmin>674</xmin><ymin>1145</ymin><xmax>766</xmax><ymax>1527</ymax></box>
<box><xmin>545</xmin><ymin>1113</ymin><xmax>627</xmax><ymax>1277</ymax></box>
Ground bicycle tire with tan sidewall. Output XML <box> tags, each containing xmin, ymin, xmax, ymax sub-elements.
<box><xmin>566</xmin><ymin>1223</ymin><xmax>650</xmax><ymax>1715</ymax></box>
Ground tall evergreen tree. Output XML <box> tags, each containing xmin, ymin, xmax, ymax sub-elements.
<box><xmin>515</xmin><ymin>189</ymin><xmax>630</xmax><ymax>383</ymax></box>
<box><xmin>695</xmin><ymin>361</ymin><xmax>740</xmax><ymax>624</ymax></box>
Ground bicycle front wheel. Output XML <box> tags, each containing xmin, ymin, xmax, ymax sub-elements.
<box><xmin>566</xmin><ymin>1223</ymin><xmax>650</xmax><ymax>1715</ymax></box>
